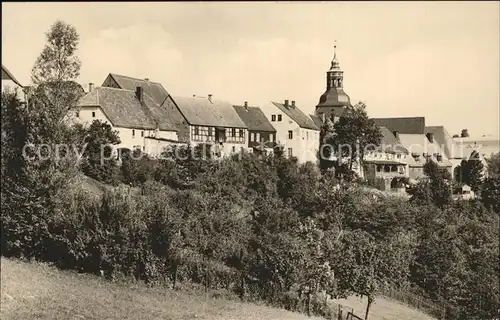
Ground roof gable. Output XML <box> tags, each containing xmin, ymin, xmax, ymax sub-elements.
<box><xmin>271</xmin><ymin>102</ymin><xmax>320</xmax><ymax>130</ymax></box>
<box><xmin>373</xmin><ymin>117</ymin><xmax>425</xmax><ymax>134</ymax></box>
<box><xmin>172</xmin><ymin>96</ymin><xmax>247</xmax><ymax>128</ymax></box>
<box><xmin>378</xmin><ymin>126</ymin><xmax>408</xmax><ymax>154</ymax></box>
<box><xmin>1</xmin><ymin>65</ymin><xmax>22</xmax><ymax>87</ymax></box>
<box><xmin>105</xmin><ymin>73</ymin><xmax>169</xmax><ymax>105</ymax></box>
<box><xmin>309</xmin><ymin>114</ymin><xmax>324</xmax><ymax>129</ymax></box>
<box><xmin>77</xmin><ymin>87</ymin><xmax>176</xmax><ymax>131</ymax></box>
<box><xmin>233</xmin><ymin>105</ymin><xmax>276</xmax><ymax>132</ymax></box>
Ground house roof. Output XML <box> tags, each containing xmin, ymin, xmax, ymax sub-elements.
<box><xmin>309</xmin><ymin>114</ymin><xmax>324</xmax><ymax>129</ymax></box>
<box><xmin>271</xmin><ymin>102</ymin><xmax>320</xmax><ymax>130</ymax></box>
<box><xmin>77</xmin><ymin>87</ymin><xmax>177</xmax><ymax>131</ymax></box>
<box><xmin>378</xmin><ymin>126</ymin><xmax>408</xmax><ymax>154</ymax></box>
<box><xmin>372</xmin><ymin>117</ymin><xmax>425</xmax><ymax>134</ymax></box>
<box><xmin>106</xmin><ymin>73</ymin><xmax>169</xmax><ymax>105</ymax></box>
<box><xmin>1</xmin><ymin>65</ymin><xmax>23</xmax><ymax>87</ymax></box>
<box><xmin>398</xmin><ymin>133</ymin><xmax>445</xmax><ymax>156</ymax></box>
<box><xmin>171</xmin><ymin>96</ymin><xmax>247</xmax><ymax>128</ymax></box>
<box><xmin>233</xmin><ymin>105</ymin><xmax>276</xmax><ymax>132</ymax></box>
<box><xmin>425</xmin><ymin>126</ymin><xmax>461</xmax><ymax>159</ymax></box>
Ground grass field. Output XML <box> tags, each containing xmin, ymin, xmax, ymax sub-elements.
<box><xmin>1</xmin><ymin>257</ymin><xmax>437</xmax><ymax>320</ymax></box>
<box><xmin>0</xmin><ymin>258</ymin><xmax>323</xmax><ymax>320</ymax></box>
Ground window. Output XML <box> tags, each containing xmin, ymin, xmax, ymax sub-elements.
<box><xmin>288</xmin><ymin>130</ymin><xmax>293</xmax><ymax>140</ymax></box>
<box><xmin>230</xmin><ymin>128</ymin><xmax>235</xmax><ymax>137</ymax></box>
<box><xmin>143</xmin><ymin>146</ymin><xmax>145</xmax><ymax>152</ymax></box>
<box><xmin>208</xmin><ymin>127</ymin><xmax>213</xmax><ymax>137</ymax></box>
<box><xmin>277</xmin><ymin>114</ymin><xmax>282</xmax><ymax>122</ymax></box>
<box><xmin>132</xmin><ymin>129</ymin><xmax>135</xmax><ymax>138</ymax></box>
<box><xmin>141</xmin><ymin>131</ymin><xmax>144</xmax><ymax>137</ymax></box>
<box><xmin>377</xmin><ymin>165</ymin><xmax>382</xmax><ymax>172</ymax></box>
<box><xmin>287</xmin><ymin>148</ymin><xmax>293</xmax><ymax>158</ymax></box>
<box><xmin>256</xmin><ymin>133</ymin><xmax>260</xmax><ymax>142</ymax></box>
<box><xmin>397</xmin><ymin>154</ymin><xmax>401</xmax><ymax>159</ymax></box>
<box><xmin>271</xmin><ymin>115</ymin><xmax>276</xmax><ymax>122</ymax></box>
<box><xmin>239</xmin><ymin>129</ymin><xmax>244</xmax><ymax>138</ymax></box>
<box><xmin>232</xmin><ymin>146</ymin><xmax>236</xmax><ymax>153</ymax></box>
<box><xmin>194</xmin><ymin>127</ymin><xmax>199</xmax><ymax>135</ymax></box>
<box><xmin>250</xmin><ymin>132</ymin><xmax>255</xmax><ymax>141</ymax></box>
<box><xmin>92</xmin><ymin>111</ymin><xmax>95</xmax><ymax>118</ymax></box>
<box><xmin>76</xmin><ymin>111</ymin><xmax>80</xmax><ymax>118</ymax></box>
<box><xmin>306</xmin><ymin>131</ymin><xmax>309</xmax><ymax>140</ymax></box>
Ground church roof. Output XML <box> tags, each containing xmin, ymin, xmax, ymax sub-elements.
<box><xmin>316</xmin><ymin>87</ymin><xmax>351</xmax><ymax>109</ymax></box>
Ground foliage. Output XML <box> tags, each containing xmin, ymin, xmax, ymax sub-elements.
<box><xmin>481</xmin><ymin>177</ymin><xmax>500</xmax><ymax>213</ymax></box>
<box><xmin>328</xmin><ymin>102</ymin><xmax>382</xmax><ymax>170</ymax></box>
<box><xmin>461</xmin><ymin>150</ymin><xmax>484</xmax><ymax>192</ymax></box>
<box><xmin>408</xmin><ymin>160</ymin><xmax>452</xmax><ymax>208</ymax></box>
<box><xmin>486</xmin><ymin>152</ymin><xmax>500</xmax><ymax>178</ymax></box>
<box><xmin>120</xmin><ymin>149</ymin><xmax>158</xmax><ymax>187</ymax></box>
<box><xmin>80</xmin><ymin>120</ymin><xmax>121</xmax><ymax>184</ymax></box>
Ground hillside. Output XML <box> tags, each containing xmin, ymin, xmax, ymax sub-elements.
<box><xmin>1</xmin><ymin>258</ymin><xmax>437</xmax><ymax>320</ymax></box>
<box><xmin>0</xmin><ymin>258</ymin><xmax>322</xmax><ymax>320</ymax></box>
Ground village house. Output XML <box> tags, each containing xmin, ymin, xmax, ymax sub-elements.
<box><xmin>2</xmin><ymin>64</ymin><xmax>25</xmax><ymax>101</ymax></box>
<box><xmin>75</xmin><ymin>84</ymin><xmax>180</xmax><ymax>158</ymax></box>
<box><xmin>363</xmin><ymin>126</ymin><xmax>410</xmax><ymax>190</ymax></box>
<box><xmin>170</xmin><ymin>95</ymin><xmax>248</xmax><ymax>157</ymax></box>
<box><xmin>261</xmin><ymin>99</ymin><xmax>320</xmax><ymax>164</ymax></box>
<box><xmin>232</xmin><ymin>102</ymin><xmax>277</xmax><ymax>155</ymax></box>
<box><xmin>373</xmin><ymin>117</ymin><xmax>452</xmax><ymax>181</ymax></box>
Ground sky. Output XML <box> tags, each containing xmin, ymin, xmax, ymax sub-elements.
<box><xmin>2</xmin><ymin>2</ymin><xmax>499</xmax><ymax>137</ymax></box>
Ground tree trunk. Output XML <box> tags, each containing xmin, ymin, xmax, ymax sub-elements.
<box><xmin>306</xmin><ymin>292</ymin><xmax>312</xmax><ymax>317</ymax></box>
<box><xmin>172</xmin><ymin>264</ymin><xmax>178</xmax><ymax>290</ymax></box>
<box><xmin>364</xmin><ymin>295</ymin><xmax>374</xmax><ymax>320</ymax></box>
<box><xmin>239</xmin><ymin>273</ymin><xmax>246</xmax><ymax>301</ymax></box>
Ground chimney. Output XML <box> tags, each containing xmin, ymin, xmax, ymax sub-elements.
<box><xmin>291</xmin><ymin>100</ymin><xmax>295</xmax><ymax>108</ymax></box>
<box><xmin>136</xmin><ymin>86</ymin><xmax>143</xmax><ymax>102</ymax></box>
<box><xmin>393</xmin><ymin>131</ymin><xmax>399</xmax><ymax>140</ymax></box>
<box><xmin>244</xmin><ymin>101</ymin><xmax>249</xmax><ymax>110</ymax></box>
<box><xmin>208</xmin><ymin>94</ymin><xmax>213</xmax><ymax>103</ymax></box>
<box><xmin>284</xmin><ymin>99</ymin><xmax>289</xmax><ymax>107</ymax></box>
<box><xmin>88</xmin><ymin>83</ymin><xmax>94</xmax><ymax>92</ymax></box>
<box><xmin>144</xmin><ymin>78</ymin><xmax>149</xmax><ymax>83</ymax></box>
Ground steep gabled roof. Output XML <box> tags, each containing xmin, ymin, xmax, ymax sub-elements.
<box><xmin>309</xmin><ymin>114</ymin><xmax>324</xmax><ymax>129</ymax></box>
<box><xmin>378</xmin><ymin>126</ymin><xmax>409</xmax><ymax>154</ymax></box>
<box><xmin>271</xmin><ymin>102</ymin><xmax>320</xmax><ymax>130</ymax></box>
<box><xmin>1</xmin><ymin>64</ymin><xmax>23</xmax><ymax>87</ymax></box>
<box><xmin>77</xmin><ymin>87</ymin><xmax>177</xmax><ymax>131</ymax></box>
<box><xmin>171</xmin><ymin>96</ymin><xmax>247</xmax><ymax>128</ymax></box>
<box><xmin>372</xmin><ymin>117</ymin><xmax>425</xmax><ymax>134</ymax></box>
<box><xmin>425</xmin><ymin>126</ymin><xmax>461</xmax><ymax>159</ymax></box>
<box><xmin>233</xmin><ymin>105</ymin><xmax>276</xmax><ymax>132</ymax></box>
<box><xmin>105</xmin><ymin>73</ymin><xmax>168</xmax><ymax>105</ymax></box>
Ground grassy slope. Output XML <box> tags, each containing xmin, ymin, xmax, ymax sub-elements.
<box><xmin>331</xmin><ymin>296</ymin><xmax>436</xmax><ymax>320</ymax></box>
<box><xmin>0</xmin><ymin>258</ymin><xmax>323</xmax><ymax>320</ymax></box>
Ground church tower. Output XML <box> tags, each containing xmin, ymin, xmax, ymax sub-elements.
<box><xmin>315</xmin><ymin>43</ymin><xmax>351</xmax><ymax>122</ymax></box>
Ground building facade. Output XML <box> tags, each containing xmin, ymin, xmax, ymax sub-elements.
<box><xmin>75</xmin><ymin>85</ymin><xmax>179</xmax><ymax>157</ymax></box>
<box><xmin>171</xmin><ymin>96</ymin><xmax>248</xmax><ymax>157</ymax></box>
<box><xmin>232</xmin><ymin>102</ymin><xmax>277</xmax><ymax>154</ymax></box>
<box><xmin>261</xmin><ymin>100</ymin><xmax>320</xmax><ymax>164</ymax></box>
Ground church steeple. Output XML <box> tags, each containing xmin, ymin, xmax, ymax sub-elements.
<box><xmin>315</xmin><ymin>41</ymin><xmax>351</xmax><ymax>121</ymax></box>
<box><xmin>326</xmin><ymin>41</ymin><xmax>344</xmax><ymax>90</ymax></box>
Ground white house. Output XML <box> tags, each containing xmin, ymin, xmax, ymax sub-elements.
<box><xmin>75</xmin><ymin>85</ymin><xmax>180</xmax><ymax>157</ymax></box>
<box><xmin>261</xmin><ymin>99</ymin><xmax>321</xmax><ymax>164</ymax></box>
<box><xmin>2</xmin><ymin>64</ymin><xmax>25</xmax><ymax>101</ymax></box>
